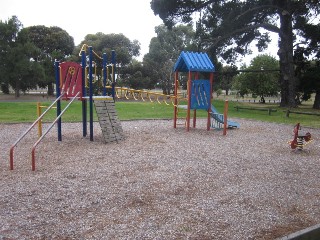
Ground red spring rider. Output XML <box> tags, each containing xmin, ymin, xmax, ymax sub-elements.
<box><xmin>289</xmin><ymin>123</ymin><xmax>312</xmax><ymax>150</ymax></box>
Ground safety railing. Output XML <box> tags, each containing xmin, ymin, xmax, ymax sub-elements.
<box><xmin>107</xmin><ymin>86</ymin><xmax>187</xmax><ymax>105</ymax></box>
<box><xmin>9</xmin><ymin>94</ymin><xmax>64</xmax><ymax>170</ymax></box>
<box><xmin>31</xmin><ymin>91</ymin><xmax>80</xmax><ymax>171</ymax></box>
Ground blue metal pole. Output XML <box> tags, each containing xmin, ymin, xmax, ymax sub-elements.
<box><xmin>111</xmin><ymin>50</ymin><xmax>116</xmax><ymax>101</ymax></box>
<box><xmin>103</xmin><ymin>53</ymin><xmax>107</xmax><ymax>96</ymax></box>
<box><xmin>81</xmin><ymin>50</ymin><xmax>87</xmax><ymax>137</ymax></box>
<box><xmin>54</xmin><ymin>60</ymin><xmax>62</xmax><ymax>141</ymax></box>
<box><xmin>89</xmin><ymin>46</ymin><xmax>94</xmax><ymax>141</ymax></box>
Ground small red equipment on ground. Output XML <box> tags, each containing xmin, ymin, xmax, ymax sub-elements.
<box><xmin>288</xmin><ymin>123</ymin><xmax>313</xmax><ymax>150</ymax></box>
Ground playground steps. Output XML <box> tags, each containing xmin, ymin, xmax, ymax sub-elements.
<box><xmin>94</xmin><ymin>100</ymin><xmax>125</xmax><ymax>143</ymax></box>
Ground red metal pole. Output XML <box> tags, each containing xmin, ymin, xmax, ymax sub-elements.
<box><xmin>31</xmin><ymin>148</ymin><xmax>36</xmax><ymax>171</ymax></box>
<box><xmin>9</xmin><ymin>148</ymin><xmax>13</xmax><ymax>170</ymax></box>
<box><xmin>223</xmin><ymin>100</ymin><xmax>229</xmax><ymax>136</ymax></box>
<box><xmin>207</xmin><ymin>72</ymin><xmax>214</xmax><ymax>131</ymax></box>
<box><xmin>193</xmin><ymin>71</ymin><xmax>199</xmax><ymax>128</ymax></box>
<box><xmin>174</xmin><ymin>71</ymin><xmax>178</xmax><ymax>128</ymax></box>
<box><xmin>187</xmin><ymin>71</ymin><xmax>192</xmax><ymax>131</ymax></box>
<box><xmin>9</xmin><ymin>94</ymin><xmax>64</xmax><ymax>170</ymax></box>
<box><xmin>30</xmin><ymin>92</ymin><xmax>80</xmax><ymax>171</ymax></box>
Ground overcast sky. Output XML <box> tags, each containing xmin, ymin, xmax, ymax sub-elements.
<box><xmin>1</xmin><ymin>0</ymin><xmax>279</xmax><ymax>65</ymax></box>
<box><xmin>1</xmin><ymin>0</ymin><xmax>163</xmax><ymax>60</ymax></box>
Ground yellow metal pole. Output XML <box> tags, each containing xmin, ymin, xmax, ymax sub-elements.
<box><xmin>85</xmin><ymin>67</ymin><xmax>88</xmax><ymax>87</ymax></box>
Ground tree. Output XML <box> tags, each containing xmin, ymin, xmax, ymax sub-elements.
<box><xmin>0</xmin><ymin>16</ymin><xmax>45</xmax><ymax>97</ymax></box>
<box><xmin>295</xmin><ymin>55</ymin><xmax>320</xmax><ymax>109</ymax></box>
<box><xmin>151</xmin><ymin>0</ymin><xmax>320</xmax><ymax>108</ymax></box>
<box><xmin>121</xmin><ymin>59</ymin><xmax>152</xmax><ymax>89</ymax></box>
<box><xmin>24</xmin><ymin>25</ymin><xmax>74</xmax><ymax>95</ymax></box>
<box><xmin>294</xmin><ymin>35</ymin><xmax>320</xmax><ymax>109</ymax></box>
<box><xmin>215</xmin><ymin>65</ymin><xmax>238</xmax><ymax>96</ymax></box>
<box><xmin>233</xmin><ymin>54</ymin><xmax>280</xmax><ymax>103</ymax></box>
<box><xmin>143</xmin><ymin>24</ymin><xmax>197</xmax><ymax>94</ymax></box>
<box><xmin>301</xmin><ymin>64</ymin><xmax>320</xmax><ymax>109</ymax></box>
<box><xmin>74</xmin><ymin>33</ymin><xmax>141</xmax><ymax>90</ymax></box>
<box><xmin>76</xmin><ymin>33</ymin><xmax>140</xmax><ymax>66</ymax></box>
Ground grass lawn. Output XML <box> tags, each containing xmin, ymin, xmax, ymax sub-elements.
<box><xmin>0</xmin><ymin>98</ymin><xmax>319</xmax><ymax>128</ymax></box>
<box><xmin>230</xmin><ymin>101</ymin><xmax>320</xmax><ymax>128</ymax></box>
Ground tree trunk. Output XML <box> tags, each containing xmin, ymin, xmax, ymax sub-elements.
<box><xmin>313</xmin><ymin>90</ymin><xmax>320</xmax><ymax>109</ymax></box>
<box><xmin>278</xmin><ymin>6</ymin><xmax>297</xmax><ymax>108</ymax></box>
<box><xmin>15</xmin><ymin>80</ymin><xmax>20</xmax><ymax>98</ymax></box>
<box><xmin>47</xmin><ymin>83</ymin><xmax>54</xmax><ymax>96</ymax></box>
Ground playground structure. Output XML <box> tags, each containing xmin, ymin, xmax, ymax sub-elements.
<box><xmin>9</xmin><ymin>45</ymin><xmax>125</xmax><ymax>171</ymax></box>
<box><xmin>100</xmin><ymin>52</ymin><xmax>240</xmax><ymax>133</ymax></box>
<box><xmin>106</xmin><ymin>51</ymin><xmax>240</xmax><ymax>132</ymax></box>
<box><xmin>9</xmin><ymin>49</ymin><xmax>240</xmax><ymax>171</ymax></box>
<box><xmin>173</xmin><ymin>51</ymin><xmax>240</xmax><ymax>133</ymax></box>
<box><xmin>288</xmin><ymin>123</ymin><xmax>313</xmax><ymax>151</ymax></box>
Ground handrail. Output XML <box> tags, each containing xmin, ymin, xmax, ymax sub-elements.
<box><xmin>31</xmin><ymin>92</ymin><xmax>80</xmax><ymax>171</ymax></box>
<box><xmin>140</xmin><ymin>91</ymin><xmax>146</xmax><ymax>101</ymax></box>
<box><xmin>147</xmin><ymin>93</ymin><xmax>153</xmax><ymax>102</ymax></box>
<box><xmin>132</xmin><ymin>90</ymin><xmax>138</xmax><ymax>100</ymax></box>
<box><xmin>156</xmin><ymin>95</ymin><xmax>161</xmax><ymax>104</ymax></box>
<box><xmin>124</xmin><ymin>90</ymin><xmax>130</xmax><ymax>99</ymax></box>
<box><xmin>116</xmin><ymin>88</ymin><xmax>121</xmax><ymax>98</ymax></box>
<box><xmin>163</xmin><ymin>95</ymin><xmax>170</xmax><ymax>105</ymax></box>
<box><xmin>78</xmin><ymin>44</ymin><xmax>102</xmax><ymax>60</ymax></box>
<box><xmin>9</xmin><ymin>93</ymin><xmax>65</xmax><ymax>170</ymax></box>
<box><xmin>108</xmin><ymin>86</ymin><xmax>188</xmax><ymax>104</ymax></box>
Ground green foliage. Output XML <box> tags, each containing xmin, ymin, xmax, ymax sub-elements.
<box><xmin>233</xmin><ymin>54</ymin><xmax>280</xmax><ymax>102</ymax></box>
<box><xmin>73</xmin><ymin>33</ymin><xmax>141</xmax><ymax>93</ymax></box>
<box><xmin>0</xmin><ymin>17</ymin><xmax>75</xmax><ymax>97</ymax></box>
<box><xmin>215</xmin><ymin>65</ymin><xmax>238</xmax><ymax>95</ymax></box>
<box><xmin>120</xmin><ymin>59</ymin><xmax>152</xmax><ymax>89</ymax></box>
<box><xmin>299</xmin><ymin>64</ymin><xmax>320</xmax><ymax>109</ymax></box>
<box><xmin>76</xmin><ymin>33</ymin><xmax>140</xmax><ymax>66</ymax></box>
<box><xmin>24</xmin><ymin>25</ymin><xmax>75</xmax><ymax>95</ymax></box>
<box><xmin>151</xmin><ymin>0</ymin><xmax>320</xmax><ymax>108</ymax></box>
<box><xmin>215</xmin><ymin>88</ymin><xmax>222</xmax><ymax>97</ymax></box>
<box><xmin>143</xmin><ymin>24</ymin><xmax>197</xmax><ymax>94</ymax></box>
<box><xmin>24</xmin><ymin>25</ymin><xmax>74</xmax><ymax>60</ymax></box>
<box><xmin>0</xmin><ymin>16</ymin><xmax>45</xmax><ymax>97</ymax></box>
<box><xmin>294</xmin><ymin>47</ymin><xmax>320</xmax><ymax>109</ymax></box>
<box><xmin>0</xmin><ymin>83</ymin><xmax>9</xmax><ymax>94</ymax></box>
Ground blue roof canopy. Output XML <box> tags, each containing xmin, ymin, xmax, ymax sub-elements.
<box><xmin>173</xmin><ymin>51</ymin><xmax>215</xmax><ymax>73</ymax></box>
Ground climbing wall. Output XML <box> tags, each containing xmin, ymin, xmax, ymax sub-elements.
<box><xmin>94</xmin><ymin>100</ymin><xmax>125</xmax><ymax>143</ymax></box>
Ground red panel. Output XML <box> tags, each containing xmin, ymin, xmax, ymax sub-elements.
<box><xmin>59</xmin><ymin>62</ymin><xmax>83</xmax><ymax>99</ymax></box>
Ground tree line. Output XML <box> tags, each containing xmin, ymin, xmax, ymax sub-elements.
<box><xmin>151</xmin><ymin>0</ymin><xmax>320</xmax><ymax>109</ymax></box>
<box><xmin>1</xmin><ymin>0</ymin><xmax>320</xmax><ymax>110</ymax></box>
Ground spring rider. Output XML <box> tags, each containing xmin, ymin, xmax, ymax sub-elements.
<box><xmin>288</xmin><ymin>123</ymin><xmax>313</xmax><ymax>151</ymax></box>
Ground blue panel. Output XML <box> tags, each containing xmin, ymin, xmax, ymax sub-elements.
<box><xmin>190</xmin><ymin>80</ymin><xmax>211</xmax><ymax>110</ymax></box>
